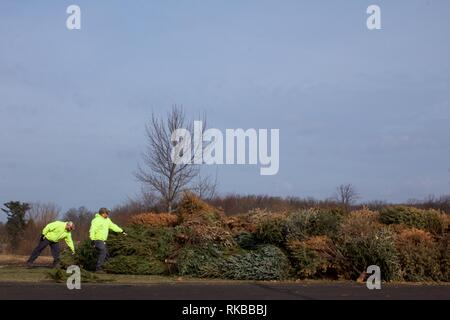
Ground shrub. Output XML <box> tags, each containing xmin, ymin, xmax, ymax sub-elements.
<box><xmin>285</xmin><ymin>209</ymin><xmax>343</xmax><ymax>241</ymax></box>
<box><xmin>129</xmin><ymin>213</ymin><xmax>178</xmax><ymax>228</ymax></box>
<box><xmin>153</xmin><ymin>228</ymin><xmax>178</xmax><ymax>260</ymax></box>
<box><xmin>234</xmin><ymin>231</ymin><xmax>259</xmax><ymax>250</ymax></box>
<box><xmin>287</xmin><ymin>236</ymin><xmax>338</xmax><ymax>279</ymax></box>
<box><xmin>107</xmin><ymin>226</ymin><xmax>176</xmax><ymax>261</ymax></box>
<box><xmin>225</xmin><ymin>214</ymin><xmax>258</xmax><ymax>233</ymax></box>
<box><xmin>176</xmin><ymin>244</ymin><xmax>223</xmax><ymax>277</ymax></box>
<box><xmin>103</xmin><ymin>226</ymin><xmax>175</xmax><ymax>275</ymax></box>
<box><xmin>60</xmin><ymin>240</ymin><xmax>98</xmax><ymax>271</ymax></box>
<box><xmin>439</xmin><ymin>234</ymin><xmax>450</xmax><ymax>281</ymax></box>
<box><xmin>246</xmin><ymin>208</ymin><xmax>282</xmax><ymax>222</ymax></box>
<box><xmin>446</xmin><ymin>214</ymin><xmax>450</xmax><ymax>231</ymax></box>
<box><xmin>422</xmin><ymin>210</ymin><xmax>449</xmax><ymax>235</ymax></box>
<box><xmin>254</xmin><ymin>213</ymin><xmax>288</xmax><ymax>245</ymax></box>
<box><xmin>225</xmin><ymin>209</ymin><xmax>287</xmax><ymax>236</ymax></box>
<box><xmin>379</xmin><ymin>206</ymin><xmax>422</xmax><ymax>226</ymax></box>
<box><xmin>340</xmin><ymin>209</ymin><xmax>382</xmax><ymax>238</ymax></box>
<box><xmin>104</xmin><ymin>255</ymin><xmax>167</xmax><ymax>275</ymax></box>
<box><xmin>65</xmin><ymin>226</ymin><xmax>177</xmax><ymax>272</ymax></box>
<box><xmin>395</xmin><ymin>228</ymin><xmax>442</xmax><ymax>281</ymax></box>
<box><xmin>336</xmin><ymin>227</ymin><xmax>400</xmax><ymax>281</ymax></box>
<box><xmin>379</xmin><ymin>206</ymin><xmax>448</xmax><ymax>235</ymax></box>
<box><xmin>219</xmin><ymin>245</ymin><xmax>291</xmax><ymax>280</ymax></box>
<box><xmin>177</xmin><ymin>244</ymin><xmax>290</xmax><ymax>280</ymax></box>
<box><xmin>175</xmin><ymin>222</ymin><xmax>236</xmax><ymax>248</ymax></box>
<box><xmin>177</xmin><ymin>192</ymin><xmax>223</xmax><ymax>225</ymax></box>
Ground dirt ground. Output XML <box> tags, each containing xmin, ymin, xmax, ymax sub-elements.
<box><xmin>0</xmin><ymin>254</ymin><xmax>52</xmax><ymax>266</ymax></box>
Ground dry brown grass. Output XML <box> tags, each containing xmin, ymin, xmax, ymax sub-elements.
<box><xmin>394</xmin><ymin>228</ymin><xmax>442</xmax><ymax>281</ymax></box>
<box><xmin>176</xmin><ymin>221</ymin><xmax>236</xmax><ymax>248</ymax></box>
<box><xmin>0</xmin><ymin>254</ymin><xmax>52</xmax><ymax>266</ymax></box>
<box><xmin>177</xmin><ymin>192</ymin><xmax>225</xmax><ymax>225</ymax></box>
<box><xmin>287</xmin><ymin>235</ymin><xmax>338</xmax><ymax>278</ymax></box>
<box><xmin>340</xmin><ymin>209</ymin><xmax>382</xmax><ymax>237</ymax></box>
<box><xmin>225</xmin><ymin>209</ymin><xmax>289</xmax><ymax>234</ymax></box>
<box><xmin>225</xmin><ymin>214</ymin><xmax>258</xmax><ymax>233</ymax></box>
<box><xmin>129</xmin><ymin>213</ymin><xmax>178</xmax><ymax>228</ymax></box>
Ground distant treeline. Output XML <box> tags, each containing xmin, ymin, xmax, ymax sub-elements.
<box><xmin>209</xmin><ymin>194</ymin><xmax>450</xmax><ymax>216</ymax></box>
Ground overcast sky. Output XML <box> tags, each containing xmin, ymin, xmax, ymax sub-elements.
<box><xmin>1</xmin><ymin>0</ymin><xmax>449</xmax><ymax>215</ymax></box>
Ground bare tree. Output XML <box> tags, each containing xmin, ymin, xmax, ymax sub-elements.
<box><xmin>334</xmin><ymin>184</ymin><xmax>359</xmax><ymax>211</ymax></box>
<box><xmin>63</xmin><ymin>207</ymin><xmax>93</xmax><ymax>242</ymax></box>
<box><xmin>135</xmin><ymin>106</ymin><xmax>207</xmax><ymax>213</ymax></box>
<box><xmin>191</xmin><ymin>169</ymin><xmax>218</xmax><ymax>201</ymax></box>
<box><xmin>27</xmin><ymin>202</ymin><xmax>60</xmax><ymax>227</ymax></box>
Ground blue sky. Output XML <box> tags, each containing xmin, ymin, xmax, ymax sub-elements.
<box><xmin>1</xmin><ymin>0</ymin><xmax>449</xmax><ymax>214</ymax></box>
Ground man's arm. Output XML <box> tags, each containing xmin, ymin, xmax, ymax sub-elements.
<box><xmin>108</xmin><ymin>220</ymin><xmax>123</xmax><ymax>233</ymax></box>
<box><xmin>65</xmin><ymin>233</ymin><xmax>75</xmax><ymax>253</ymax></box>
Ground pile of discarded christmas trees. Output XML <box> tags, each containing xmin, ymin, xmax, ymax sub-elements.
<box><xmin>61</xmin><ymin>193</ymin><xmax>450</xmax><ymax>282</ymax></box>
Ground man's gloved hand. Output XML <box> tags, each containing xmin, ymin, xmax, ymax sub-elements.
<box><xmin>122</xmin><ymin>232</ymin><xmax>128</xmax><ymax>236</ymax></box>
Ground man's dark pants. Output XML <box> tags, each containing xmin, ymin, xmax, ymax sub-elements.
<box><xmin>28</xmin><ymin>236</ymin><xmax>60</xmax><ymax>267</ymax></box>
<box><xmin>93</xmin><ymin>240</ymin><xmax>109</xmax><ymax>271</ymax></box>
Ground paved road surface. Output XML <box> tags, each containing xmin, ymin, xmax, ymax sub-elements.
<box><xmin>1</xmin><ymin>282</ymin><xmax>449</xmax><ymax>300</ymax></box>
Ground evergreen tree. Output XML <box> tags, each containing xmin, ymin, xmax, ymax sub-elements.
<box><xmin>1</xmin><ymin>201</ymin><xmax>31</xmax><ymax>251</ymax></box>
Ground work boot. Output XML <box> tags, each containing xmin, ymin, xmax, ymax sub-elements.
<box><xmin>26</xmin><ymin>262</ymin><xmax>33</xmax><ymax>269</ymax></box>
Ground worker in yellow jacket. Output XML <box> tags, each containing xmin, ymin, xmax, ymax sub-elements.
<box><xmin>89</xmin><ymin>208</ymin><xmax>126</xmax><ymax>272</ymax></box>
<box><xmin>27</xmin><ymin>221</ymin><xmax>75</xmax><ymax>268</ymax></box>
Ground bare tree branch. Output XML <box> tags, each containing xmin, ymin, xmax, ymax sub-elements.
<box><xmin>191</xmin><ymin>169</ymin><xmax>218</xmax><ymax>201</ymax></box>
<box><xmin>334</xmin><ymin>184</ymin><xmax>359</xmax><ymax>212</ymax></box>
<box><xmin>135</xmin><ymin>105</ymin><xmax>209</xmax><ymax>212</ymax></box>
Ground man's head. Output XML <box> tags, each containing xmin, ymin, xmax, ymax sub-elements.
<box><xmin>99</xmin><ymin>207</ymin><xmax>111</xmax><ymax>218</ymax></box>
<box><xmin>66</xmin><ymin>221</ymin><xmax>75</xmax><ymax>231</ymax></box>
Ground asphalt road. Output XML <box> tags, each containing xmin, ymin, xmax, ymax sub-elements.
<box><xmin>1</xmin><ymin>282</ymin><xmax>449</xmax><ymax>300</ymax></box>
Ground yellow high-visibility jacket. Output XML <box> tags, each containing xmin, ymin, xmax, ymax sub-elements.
<box><xmin>89</xmin><ymin>213</ymin><xmax>123</xmax><ymax>241</ymax></box>
<box><xmin>42</xmin><ymin>221</ymin><xmax>75</xmax><ymax>253</ymax></box>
